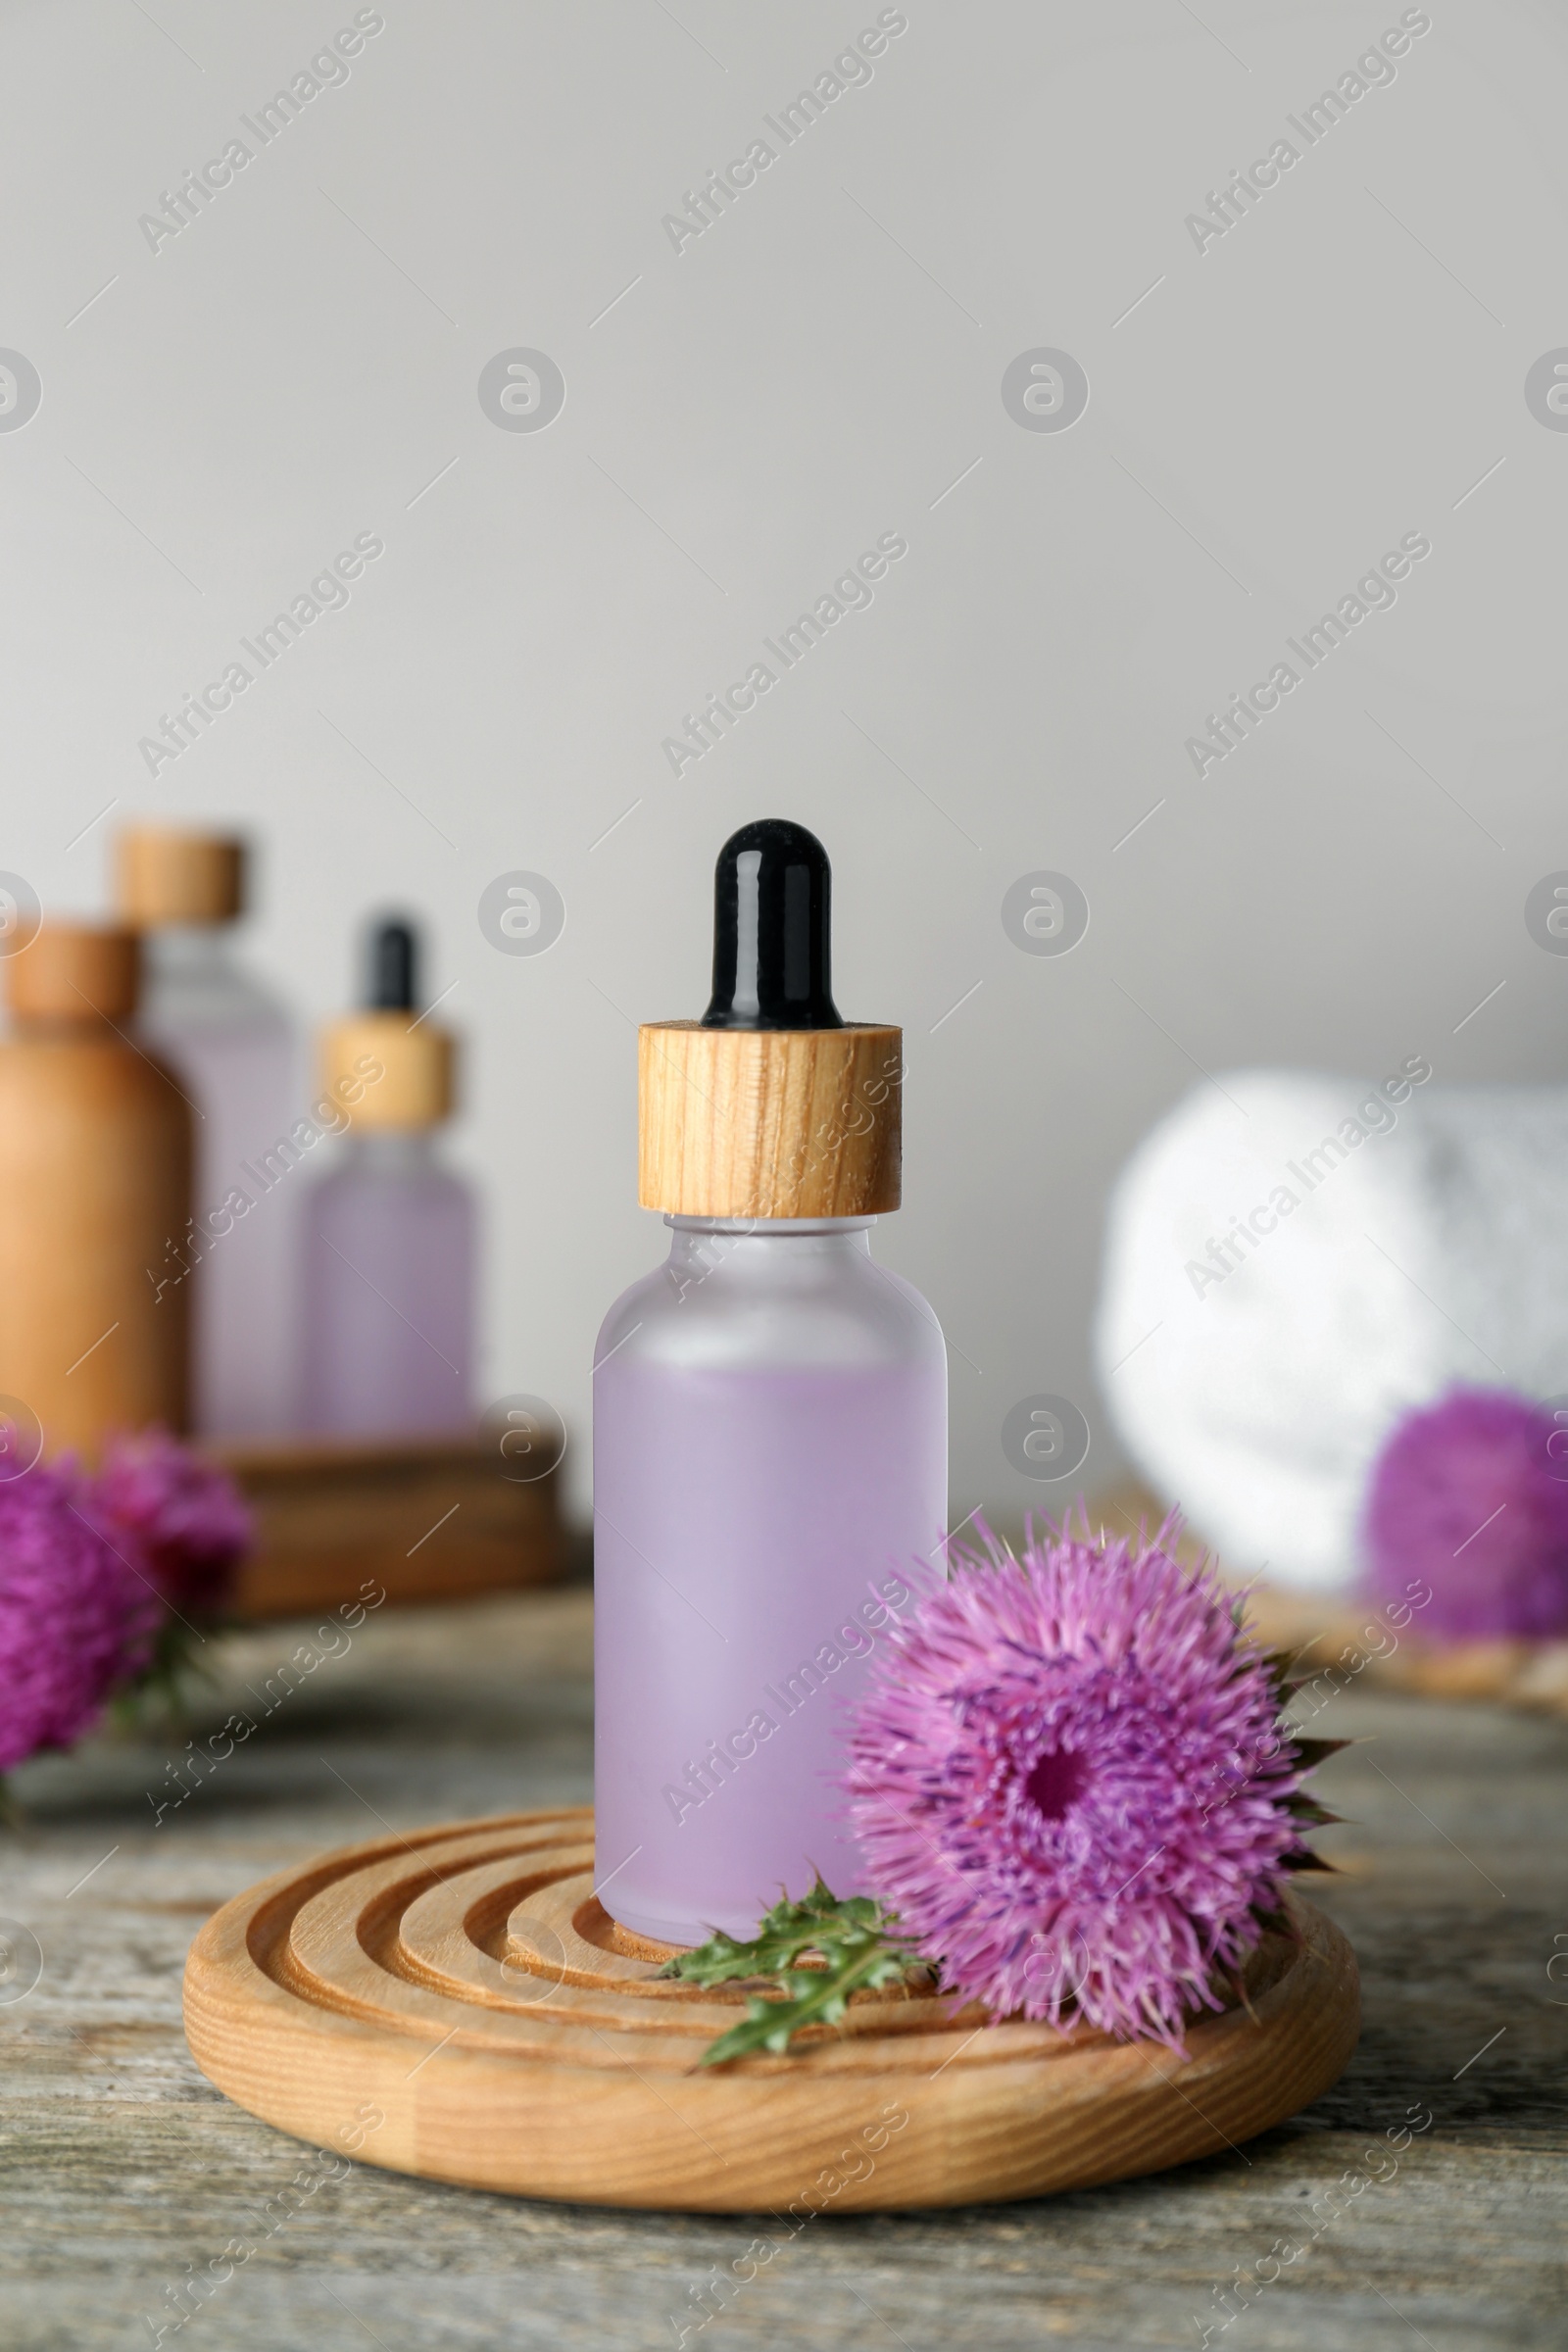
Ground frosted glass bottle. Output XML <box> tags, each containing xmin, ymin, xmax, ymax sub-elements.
<box><xmin>119</xmin><ymin>824</ymin><xmax>302</xmax><ymax>1440</ymax></box>
<box><xmin>299</xmin><ymin>917</ymin><xmax>474</xmax><ymax>1439</ymax></box>
<box><xmin>301</xmin><ymin>1131</ymin><xmax>474</xmax><ymax>1436</ymax></box>
<box><xmin>593</xmin><ymin>812</ymin><xmax>952</xmax><ymax>1947</ymax></box>
<box><xmin>594</xmin><ymin>1214</ymin><xmax>947</xmax><ymax>1944</ymax></box>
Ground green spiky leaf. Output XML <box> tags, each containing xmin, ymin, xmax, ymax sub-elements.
<box><xmin>661</xmin><ymin>1876</ymin><xmax>926</xmax><ymax>2067</ymax></box>
<box><xmin>1258</xmin><ymin>1644</ymin><xmax>1307</xmax><ymax>1694</ymax></box>
<box><xmin>109</xmin><ymin>1611</ymin><xmax>220</xmax><ymax>1732</ymax></box>
<box><xmin>1283</xmin><ymin>1790</ymin><xmax>1345</xmax><ymax>1827</ymax></box>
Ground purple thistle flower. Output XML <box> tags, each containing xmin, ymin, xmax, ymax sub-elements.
<box><xmin>846</xmin><ymin>1515</ymin><xmax>1308</xmax><ymax>2051</ymax></box>
<box><xmin>92</xmin><ymin>1428</ymin><xmax>254</xmax><ymax>1621</ymax></box>
<box><xmin>0</xmin><ymin>1461</ymin><xmax>163</xmax><ymax>1771</ymax></box>
<box><xmin>1362</xmin><ymin>1387</ymin><xmax>1568</xmax><ymax>1642</ymax></box>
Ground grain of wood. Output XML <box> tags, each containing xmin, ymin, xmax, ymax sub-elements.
<box><xmin>216</xmin><ymin>1439</ymin><xmax>566</xmax><ymax>1619</ymax></box>
<box><xmin>638</xmin><ymin>1021</ymin><xmax>903</xmax><ymax>1217</ymax></box>
<box><xmin>182</xmin><ymin>1816</ymin><xmax>1357</xmax><ymax>2213</ymax></box>
<box><xmin>2</xmin><ymin>1587</ymin><xmax>1563</xmax><ymax>2351</ymax></box>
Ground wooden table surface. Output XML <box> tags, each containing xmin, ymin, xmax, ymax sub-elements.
<box><xmin>4</xmin><ymin>1585</ymin><xmax>1564</xmax><ymax>2351</ymax></box>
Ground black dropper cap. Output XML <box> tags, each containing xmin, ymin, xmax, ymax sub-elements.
<box><xmin>701</xmin><ymin>820</ymin><xmax>843</xmax><ymax>1031</ymax></box>
<box><xmin>368</xmin><ymin>916</ymin><xmax>418</xmax><ymax>1013</ymax></box>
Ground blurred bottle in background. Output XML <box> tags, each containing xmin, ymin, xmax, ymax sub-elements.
<box><xmin>301</xmin><ymin>917</ymin><xmax>474</xmax><ymax>1438</ymax></box>
<box><xmin>118</xmin><ymin>828</ymin><xmax>299</xmax><ymax>1437</ymax></box>
<box><xmin>0</xmin><ymin>923</ymin><xmax>190</xmax><ymax>1456</ymax></box>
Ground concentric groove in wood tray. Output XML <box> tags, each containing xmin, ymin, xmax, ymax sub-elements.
<box><xmin>183</xmin><ymin>1809</ymin><xmax>1360</xmax><ymax>2211</ymax></box>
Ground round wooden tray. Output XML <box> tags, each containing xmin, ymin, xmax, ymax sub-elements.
<box><xmin>183</xmin><ymin>1808</ymin><xmax>1359</xmax><ymax>2212</ymax></box>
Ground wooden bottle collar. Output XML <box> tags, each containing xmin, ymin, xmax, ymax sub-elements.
<box><xmin>320</xmin><ymin>1012</ymin><xmax>454</xmax><ymax>1131</ymax></box>
<box><xmin>118</xmin><ymin>829</ymin><xmax>245</xmax><ymax>926</ymax></box>
<box><xmin>638</xmin><ymin>1020</ymin><xmax>902</xmax><ymax>1219</ymax></box>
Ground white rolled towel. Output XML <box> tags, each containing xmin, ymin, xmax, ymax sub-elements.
<box><xmin>1094</xmin><ymin>1061</ymin><xmax>1568</xmax><ymax>1591</ymax></box>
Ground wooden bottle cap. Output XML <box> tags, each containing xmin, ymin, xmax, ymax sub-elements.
<box><xmin>7</xmin><ymin>923</ymin><xmax>140</xmax><ymax>1020</ymax></box>
<box><xmin>320</xmin><ymin>1012</ymin><xmax>454</xmax><ymax>1131</ymax></box>
<box><xmin>117</xmin><ymin>827</ymin><xmax>245</xmax><ymax>926</ymax></box>
<box><xmin>638</xmin><ymin>1021</ymin><xmax>902</xmax><ymax>1218</ymax></box>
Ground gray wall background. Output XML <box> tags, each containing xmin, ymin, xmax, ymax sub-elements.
<box><xmin>5</xmin><ymin>0</ymin><xmax>1566</xmax><ymax>1527</ymax></box>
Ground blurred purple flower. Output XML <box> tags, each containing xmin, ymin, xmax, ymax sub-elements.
<box><xmin>1362</xmin><ymin>1387</ymin><xmax>1568</xmax><ymax>1641</ymax></box>
<box><xmin>847</xmin><ymin>1515</ymin><xmax>1311</xmax><ymax>2051</ymax></box>
<box><xmin>0</xmin><ymin>1461</ymin><xmax>162</xmax><ymax>1771</ymax></box>
<box><xmin>93</xmin><ymin>1428</ymin><xmax>254</xmax><ymax>1621</ymax></box>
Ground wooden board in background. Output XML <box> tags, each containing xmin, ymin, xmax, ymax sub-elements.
<box><xmin>1081</xmin><ymin>1481</ymin><xmax>1568</xmax><ymax>1717</ymax></box>
<box><xmin>215</xmin><ymin>1438</ymin><xmax>567</xmax><ymax>1621</ymax></box>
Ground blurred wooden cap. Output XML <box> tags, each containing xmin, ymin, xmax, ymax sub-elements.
<box><xmin>638</xmin><ymin>1021</ymin><xmax>903</xmax><ymax>1218</ymax></box>
<box><xmin>320</xmin><ymin>1012</ymin><xmax>454</xmax><ymax>1130</ymax></box>
<box><xmin>117</xmin><ymin>827</ymin><xmax>245</xmax><ymax>926</ymax></box>
<box><xmin>7</xmin><ymin>923</ymin><xmax>140</xmax><ymax>1019</ymax></box>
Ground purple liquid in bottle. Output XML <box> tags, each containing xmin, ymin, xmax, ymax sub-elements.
<box><xmin>595</xmin><ymin>819</ymin><xmax>948</xmax><ymax>1945</ymax></box>
<box><xmin>301</xmin><ymin>1132</ymin><xmax>473</xmax><ymax>1436</ymax></box>
<box><xmin>137</xmin><ymin>925</ymin><xmax>300</xmax><ymax>1437</ymax></box>
<box><xmin>594</xmin><ymin>1218</ymin><xmax>947</xmax><ymax>1945</ymax></box>
<box><xmin>300</xmin><ymin>919</ymin><xmax>473</xmax><ymax>1438</ymax></box>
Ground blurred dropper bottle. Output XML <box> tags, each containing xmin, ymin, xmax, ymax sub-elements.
<box><xmin>301</xmin><ymin>917</ymin><xmax>474</xmax><ymax>1437</ymax></box>
<box><xmin>117</xmin><ymin>827</ymin><xmax>299</xmax><ymax>1437</ymax></box>
<box><xmin>0</xmin><ymin>923</ymin><xmax>191</xmax><ymax>1456</ymax></box>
